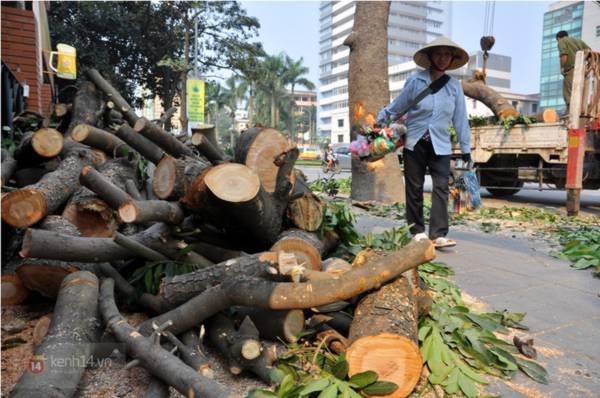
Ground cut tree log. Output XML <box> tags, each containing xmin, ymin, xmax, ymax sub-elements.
<box><xmin>287</xmin><ymin>192</ymin><xmax>324</xmax><ymax>232</ymax></box>
<box><xmin>163</xmin><ymin>331</ymin><xmax>213</xmax><ymax>377</ymax></box>
<box><xmin>1</xmin><ymin>148</ymin><xmax>96</xmax><ymax>228</ymax></box>
<box><xmin>133</xmin><ymin>117</ymin><xmax>195</xmax><ymax>158</ymax></box>
<box><xmin>119</xmin><ymin>200</ymin><xmax>184</xmax><ymax>225</ymax></box>
<box><xmin>54</xmin><ymin>103</ymin><xmax>72</xmax><ymax>118</ymax></box>
<box><xmin>184</xmin><ymin>241</ymin><xmax>243</xmax><ymax>263</ymax></box>
<box><xmin>270</xmin><ymin>229</ymin><xmax>338</xmax><ymax>271</ymax></box>
<box><xmin>79</xmin><ymin>162</ymin><xmax>134</xmax><ymax>210</ymax></box>
<box><xmin>14</xmin><ymin>128</ymin><xmax>64</xmax><ymax>163</ymax></box>
<box><xmin>86</xmin><ymin>69</ymin><xmax>139</xmax><ymax>126</ymax></box>
<box><xmin>230</xmin><ymin>307</ymin><xmax>305</xmax><ymax>343</ymax></box>
<box><xmin>462</xmin><ymin>80</ymin><xmax>519</xmax><ymax>120</ymax></box>
<box><xmin>531</xmin><ymin>108</ymin><xmax>559</xmax><ymax>123</ymax></box>
<box><xmin>191</xmin><ymin>133</ymin><xmax>226</xmax><ymax>164</ymax></box>
<box><xmin>206</xmin><ymin>313</ymin><xmax>276</xmax><ymax>383</ymax></box>
<box><xmin>10</xmin><ymin>271</ymin><xmax>100</xmax><ymax>398</ymax></box>
<box><xmin>1</xmin><ymin>148</ymin><xmax>18</xmax><ymax>186</ymax></box>
<box><xmin>234</xmin><ymin>127</ymin><xmax>291</xmax><ymax>193</ymax></box>
<box><xmin>66</xmin><ymin>81</ymin><xmax>102</xmax><ymax>135</ymax></box>
<box><xmin>113</xmin><ymin>232</ymin><xmax>169</xmax><ymax>261</ymax></box>
<box><xmin>152</xmin><ymin>155</ymin><xmax>210</xmax><ymax>200</ymax></box>
<box><xmin>191</xmin><ymin>124</ymin><xmax>218</xmax><ymax>147</ymax></box>
<box><xmin>346</xmin><ymin>277</ymin><xmax>422</xmax><ymax>398</ymax></box>
<box><xmin>16</xmin><ymin>216</ymin><xmax>101</xmax><ymax>298</ymax></box>
<box><xmin>183</xmin><ymin>149</ymin><xmax>298</xmax><ymax>247</ymax></box>
<box><xmin>1</xmin><ymin>274</ymin><xmax>29</xmax><ymax>305</ymax></box>
<box><xmin>140</xmin><ymin>240</ymin><xmax>435</xmax><ymax>336</ymax></box>
<box><xmin>99</xmin><ymin>278</ymin><xmax>232</xmax><ymax>398</ymax></box>
<box><xmin>159</xmin><ymin>252</ymin><xmax>279</xmax><ymax>306</ymax></box>
<box><xmin>343</xmin><ymin>1</ymin><xmax>405</xmax><ymax>203</ymax></box>
<box><xmin>114</xmin><ymin>124</ymin><xmax>165</xmax><ymax>165</ymax></box>
<box><xmin>72</xmin><ymin>124</ymin><xmax>133</xmax><ymax>158</ymax></box>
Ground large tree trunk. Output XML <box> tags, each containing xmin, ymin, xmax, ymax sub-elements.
<box><xmin>10</xmin><ymin>271</ymin><xmax>100</xmax><ymax>398</ymax></box>
<box><xmin>66</xmin><ymin>81</ymin><xmax>102</xmax><ymax>136</ymax></box>
<box><xmin>462</xmin><ymin>80</ymin><xmax>519</xmax><ymax>120</ymax></box>
<box><xmin>1</xmin><ymin>148</ymin><xmax>96</xmax><ymax>228</ymax></box>
<box><xmin>234</xmin><ymin>127</ymin><xmax>291</xmax><ymax>193</ymax></box>
<box><xmin>86</xmin><ymin>69</ymin><xmax>140</xmax><ymax>126</ymax></box>
<box><xmin>346</xmin><ymin>277</ymin><xmax>423</xmax><ymax>398</ymax></box>
<box><xmin>99</xmin><ymin>279</ymin><xmax>232</xmax><ymax>398</ymax></box>
<box><xmin>344</xmin><ymin>1</ymin><xmax>405</xmax><ymax>204</ymax></box>
<box><xmin>139</xmin><ymin>240</ymin><xmax>435</xmax><ymax>336</ymax></box>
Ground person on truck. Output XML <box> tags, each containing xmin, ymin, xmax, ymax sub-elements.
<box><xmin>556</xmin><ymin>31</ymin><xmax>590</xmax><ymax>111</ymax></box>
<box><xmin>376</xmin><ymin>37</ymin><xmax>471</xmax><ymax>248</ymax></box>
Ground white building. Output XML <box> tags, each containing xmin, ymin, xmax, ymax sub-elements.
<box><xmin>318</xmin><ymin>1</ymin><xmax>451</xmax><ymax>144</ymax></box>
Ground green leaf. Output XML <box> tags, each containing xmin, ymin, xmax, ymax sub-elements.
<box><xmin>489</xmin><ymin>348</ymin><xmax>518</xmax><ymax>371</ymax></box>
<box><xmin>348</xmin><ymin>371</ymin><xmax>378</xmax><ymax>388</ymax></box>
<box><xmin>361</xmin><ymin>381</ymin><xmax>398</xmax><ymax>396</ymax></box>
<box><xmin>299</xmin><ymin>379</ymin><xmax>330</xmax><ymax>396</ymax></box>
<box><xmin>277</xmin><ymin>374</ymin><xmax>295</xmax><ymax>397</ymax></box>
<box><xmin>457</xmin><ymin>361</ymin><xmax>488</xmax><ymax>384</ymax></box>
<box><xmin>457</xmin><ymin>371</ymin><xmax>479</xmax><ymax>398</ymax></box>
<box><xmin>144</xmin><ymin>268</ymin><xmax>154</xmax><ymax>293</ymax></box>
<box><xmin>515</xmin><ymin>357</ymin><xmax>549</xmax><ymax>384</ymax></box>
<box><xmin>317</xmin><ymin>383</ymin><xmax>337</xmax><ymax>398</ymax></box>
<box><xmin>418</xmin><ymin>325</ymin><xmax>432</xmax><ymax>342</ymax></box>
<box><xmin>331</xmin><ymin>358</ymin><xmax>349</xmax><ymax>380</ymax></box>
<box><xmin>247</xmin><ymin>389</ymin><xmax>278</xmax><ymax>398</ymax></box>
<box><xmin>429</xmin><ymin>364</ymin><xmax>455</xmax><ymax>384</ymax></box>
<box><xmin>572</xmin><ymin>258</ymin><xmax>596</xmax><ymax>269</ymax></box>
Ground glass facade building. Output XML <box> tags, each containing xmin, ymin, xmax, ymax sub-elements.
<box><xmin>539</xmin><ymin>1</ymin><xmax>584</xmax><ymax>111</ymax></box>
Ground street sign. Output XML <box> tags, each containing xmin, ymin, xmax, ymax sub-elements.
<box><xmin>187</xmin><ymin>78</ymin><xmax>205</xmax><ymax>132</ymax></box>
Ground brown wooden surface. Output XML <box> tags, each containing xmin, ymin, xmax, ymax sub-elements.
<box><xmin>115</xmin><ymin>124</ymin><xmax>165</xmax><ymax>165</ymax></box>
<box><xmin>0</xmin><ymin>274</ymin><xmax>29</xmax><ymax>305</ymax></box>
<box><xmin>134</xmin><ymin>117</ymin><xmax>194</xmax><ymax>158</ymax></box>
<box><xmin>72</xmin><ymin>124</ymin><xmax>133</xmax><ymax>158</ymax></box>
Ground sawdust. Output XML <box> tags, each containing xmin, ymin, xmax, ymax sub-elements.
<box><xmin>460</xmin><ymin>292</ymin><xmax>489</xmax><ymax>312</ymax></box>
<box><xmin>536</xmin><ymin>345</ymin><xmax>565</xmax><ymax>358</ymax></box>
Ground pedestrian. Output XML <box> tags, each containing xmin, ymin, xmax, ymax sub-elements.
<box><xmin>377</xmin><ymin>37</ymin><xmax>471</xmax><ymax>248</ymax></box>
<box><xmin>556</xmin><ymin>30</ymin><xmax>590</xmax><ymax>110</ymax></box>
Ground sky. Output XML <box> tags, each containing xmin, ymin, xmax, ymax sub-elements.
<box><xmin>240</xmin><ymin>0</ymin><xmax>554</xmax><ymax>95</ymax></box>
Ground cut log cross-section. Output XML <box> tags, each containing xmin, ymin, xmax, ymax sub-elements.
<box><xmin>10</xmin><ymin>271</ymin><xmax>100</xmax><ymax>398</ymax></box>
<box><xmin>72</xmin><ymin>124</ymin><xmax>134</xmax><ymax>158</ymax></box>
<box><xmin>231</xmin><ymin>307</ymin><xmax>305</xmax><ymax>343</ymax></box>
<box><xmin>235</xmin><ymin>127</ymin><xmax>291</xmax><ymax>193</ymax></box>
<box><xmin>1</xmin><ymin>274</ymin><xmax>29</xmax><ymax>306</ymax></box>
<box><xmin>346</xmin><ymin>277</ymin><xmax>423</xmax><ymax>398</ymax></box>
<box><xmin>14</xmin><ymin>129</ymin><xmax>64</xmax><ymax>163</ymax></box>
<box><xmin>191</xmin><ymin>133</ymin><xmax>226</xmax><ymax>164</ymax></box>
<box><xmin>270</xmin><ymin>229</ymin><xmax>337</xmax><ymax>271</ymax></box>
<box><xmin>152</xmin><ymin>155</ymin><xmax>210</xmax><ymax>200</ymax></box>
<box><xmin>134</xmin><ymin>117</ymin><xmax>195</xmax><ymax>158</ymax></box>
<box><xmin>1</xmin><ymin>149</ymin><xmax>96</xmax><ymax>228</ymax></box>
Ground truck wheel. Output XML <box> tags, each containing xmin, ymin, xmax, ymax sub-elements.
<box><xmin>486</xmin><ymin>181</ymin><xmax>523</xmax><ymax>197</ymax></box>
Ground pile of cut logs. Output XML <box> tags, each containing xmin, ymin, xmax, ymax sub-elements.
<box><xmin>1</xmin><ymin>69</ymin><xmax>436</xmax><ymax>398</ymax></box>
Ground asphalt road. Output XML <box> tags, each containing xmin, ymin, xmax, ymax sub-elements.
<box><xmin>299</xmin><ymin>166</ymin><xmax>600</xmax><ymax>216</ymax></box>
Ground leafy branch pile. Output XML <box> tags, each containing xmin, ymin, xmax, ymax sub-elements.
<box><xmin>310</xmin><ymin>178</ymin><xmax>352</xmax><ymax>197</ymax></box>
<box><xmin>553</xmin><ymin>226</ymin><xmax>600</xmax><ymax>277</ymax></box>
<box><xmin>467</xmin><ymin>115</ymin><xmax>536</xmax><ymax>132</ymax></box>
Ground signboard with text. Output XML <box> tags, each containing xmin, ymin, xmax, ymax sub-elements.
<box><xmin>186</xmin><ymin>78</ymin><xmax>205</xmax><ymax>133</ymax></box>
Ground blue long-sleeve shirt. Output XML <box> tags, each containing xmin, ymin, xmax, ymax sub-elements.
<box><xmin>377</xmin><ymin>70</ymin><xmax>471</xmax><ymax>156</ymax></box>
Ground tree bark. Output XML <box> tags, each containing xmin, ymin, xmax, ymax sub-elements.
<box><xmin>344</xmin><ymin>1</ymin><xmax>405</xmax><ymax>204</ymax></box>
<box><xmin>163</xmin><ymin>331</ymin><xmax>213</xmax><ymax>377</ymax></box>
<box><xmin>287</xmin><ymin>192</ymin><xmax>324</xmax><ymax>232</ymax></box>
<box><xmin>140</xmin><ymin>240</ymin><xmax>435</xmax><ymax>336</ymax></box>
<box><xmin>152</xmin><ymin>155</ymin><xmax>210</xmax><ymax>200</ymax></box>
<box><xmin>234</xmin><ymin>127</ymin><xmax>292</xmax><ymax>193</ymax></box>
<box><xmin>1</xmin><ymin>149</ymin><xmax>96</xmax><ymax>228</ymax></box>
<box><xmin>114</xmin><ymin>124</ymin><xmax>165</xmax><ymax>165</ymax></box>
<box><xmin>66</xmin><ymin>81</ymin><xmax>102</xmax><ymax>136</ymax></box>
<box><xmin>270</xmin><ymin>229</ymin><xmax>336</xmax><ymax>271</ymax></box>
<box><xmin>10</xmin><ymin>271</ymin><xmax>100</xmax><ymax>398</ymax></box>
<box><xmin>184</xmin><ymin>241</ymin><xmax>243</xmax><ymax>263</ymax></box>
<box><xmin>346</xmin><ymin>277</ymin><xmax>422</xmax><ymax>398</ymax></box>
<box><xmin>1</xmin><ymin>148</ymin><xmax>18</xmax><ymax>186</ymax></box>
<box><xmin>14</xmin><ymin>128</ymin><xmax>64</xmax><ymax>163</ymax></box>
<box><xmin>205</xmin><ymin>313</ymin><xmax>276</xmax><ymax>383</ymax></box>
<box><xmin>86</xmin><ymin>69</ymin><xmax>139</xmax><ymax>126</ymax></box>
<box><xmin>99</xmin><ymin>279</ymin><xmax>232</xmax><ymax>398</ymax></box>
<box><xmin>79</xmin><ymin>161</ymin><xmax>135</xmax><ymax>210</ymax></box>
<box><xmin>230</xmin><ymin>307</ymin><xmax>305</xmax><ymax>343</ymax></box>
<box><xmin>72</xmin><ymin>124</ymin><xmax>134</xmax><ymax>158</ymax></box>
<box><xmin>119</xmin><ymin>200</ymin><xmax>184</xmax><ymax>225</ymax></box>
<box><xmin>462</xmin><ymin>80</ymin><xmax>519</xmax><ymax>120</ymax></box>
<box><xmin>133</xmin><ymin>117</ymin><xmax>195</xmax><ymax>158</ymax></box>
<box><xmin>190</xmin><ymin>133</ymin><xmax>226</xmax><ymax>164</ymax></box>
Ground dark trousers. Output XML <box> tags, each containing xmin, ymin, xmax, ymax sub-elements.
<box><xmin>403</xmin><ymin>138</ymin><xmax>451</xmax><ymax>239</ymax></box>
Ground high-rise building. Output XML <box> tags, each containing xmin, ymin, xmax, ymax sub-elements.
<box><xmin>318</xmin><ymin>1</ymin><xmax>451</xmax><ymax>144</ymax></box>
<box><xmin>539</xmin><ymin>1</ymin><xmax>599</xmax><ymax>112</ymax></box>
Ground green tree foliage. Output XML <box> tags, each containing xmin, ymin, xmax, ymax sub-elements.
<box><xmin>48</xmin><ymin>1</ymin><xmax>263</xmax><ymax>117</ymax></box>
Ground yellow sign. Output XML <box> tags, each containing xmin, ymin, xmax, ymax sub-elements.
<box><xmin>568</xmin><ymin>135</ymin><xmax>579</xmax><ymax>148</ymax></box>
<box><xmin>49</xmin><ymin>43</ymin><xmax>76</xmax><ymax>80</ymax></box>
<box><xmin>186</xmin><ymin>78</ymin><xmax>205</xmax><ymax>125</ymax></box>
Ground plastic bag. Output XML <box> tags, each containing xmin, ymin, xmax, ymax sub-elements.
<box><xmin>449</xmin><ymin>161</ymin><xmax>481</xmax><ymax>214</ymax></box>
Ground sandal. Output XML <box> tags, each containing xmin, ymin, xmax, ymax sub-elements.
<box><xmin>433</xmin><ymin>237</ymin><xmax>456</xmax><ymax>248</ymax></box>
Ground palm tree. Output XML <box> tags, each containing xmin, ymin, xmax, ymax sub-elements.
<box><xmin>204</xmin><ymin>81</ymin><xmax>228</xmax><ymax>142</ymax></box>
<box><xmin>284</xmin><ymin>55</ymin><xmax>315</xmax><ymax>138</ymax></box>
<box><xmin>256</xmin><ymin>53</ymin><xmax>289</xmax><ymax>128</ymax></box>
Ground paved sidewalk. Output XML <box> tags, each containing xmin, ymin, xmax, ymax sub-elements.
<box><xmin>355</xmin><ymin>214</ymin><xmax>600</xmax><ymax>398</ymax></box>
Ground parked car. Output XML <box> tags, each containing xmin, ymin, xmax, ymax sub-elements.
<box><xmin>333</xmin><ymin>144</ymin><xmax>351</xmax><ymax>170</ymax></box>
